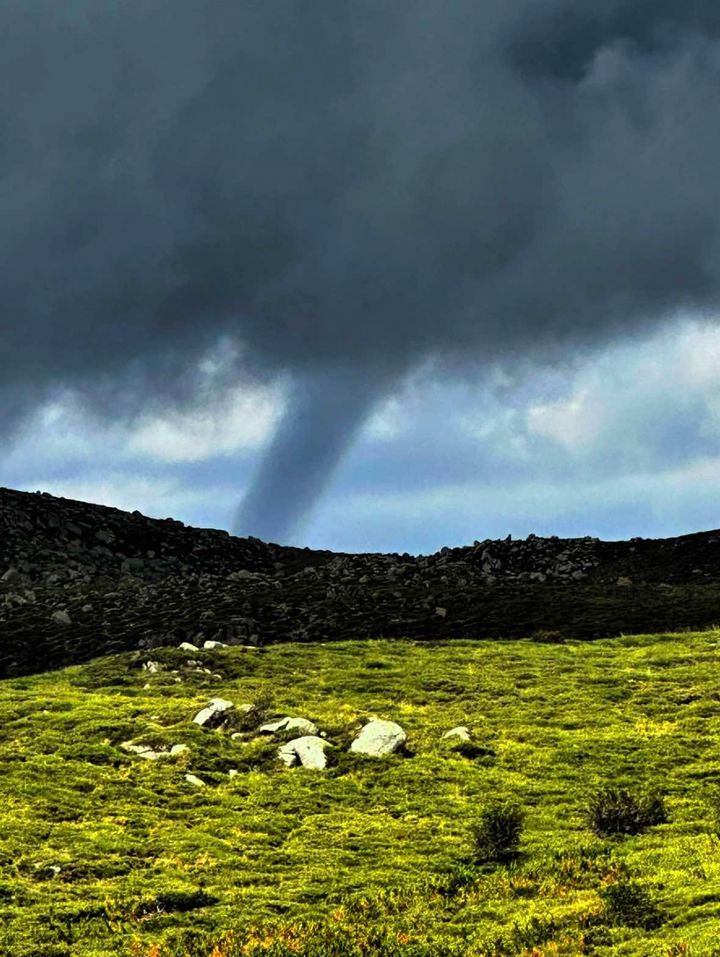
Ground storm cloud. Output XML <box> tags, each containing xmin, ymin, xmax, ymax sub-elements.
<box><xmin>3</xmin><ymin>1</ymin><xmax>720</xmax><ymax>539</ymax></box>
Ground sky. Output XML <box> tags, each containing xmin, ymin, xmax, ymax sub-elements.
<box><xmin>5</xmin><ymin>317</ymin><xmax>720</xmax><ymax>553</ymax></box>
<box><xmin>3</xmin><ymin>2</ymin><xmax>720</xmax><ymax>551</ymax></box>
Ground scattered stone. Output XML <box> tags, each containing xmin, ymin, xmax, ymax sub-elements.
<box><xmin>185</xmin><ymin>773</ymin><xmax>206</xmax><ymax>787</ymax></box>
<box><xmin>435</xmin><ymin>606</ymin><xmax>447</xmax><ymax>618</ymax></box>
<box><xmin>51</xmin><ymin>609</ymin><xmax>71</xmax><ymax>626</ymax></box>
<box><xmin>443</xmin><ymin>726</ymin><xmax>471</xmax><ymax>742</ymax></box>
<box><xmin>1</xmin><ymin>567</ymin><xmax>24</xmax><ymax>585</ymax></box>
<box><xmin>350</xmin><ymin>719</ymin><xmax>407</xmax><ymax>756</ymax></box>
<box><xmin>259</xmin><ymin>716</ymin><xmax>318</xmax><ymax>736</ymax></box>
<box><xmin>178</xmin><ymin>641</ymin><xmax>199</xmax><ymax>651</ymax></box>
<box><xmin>121</xmin><ymin>741</ymin><xmax>164</xmax><ymax>760</ymax></box>
<box><xmin>143</xmin><ymin>660</ymin><xmax>163</xmax><ymax>673</ymax></box>
<box><xmin>203</xmin><ymin>640</ymin><xmax>228</xmax><ymax>649</ymax></box>
<box><xmin>170</xmin><ymin>744</ymin><xmax>190</xmax><ymax>757</ymax></box>
<box><xmin>278</xmin><ymin>735</ymin><xmax>331</xmax><ymax>769</ymax></box>
<box><xmin>228</xmin><ymin>769</ymin><xmax>239</xmax><ymax>778</ymax></box>
<box><xmin>192</xmin><ymin>697</ymin><xmax>234</xmax><ymax>728</ymax></box>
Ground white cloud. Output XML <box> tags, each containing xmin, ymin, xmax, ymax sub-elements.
<box><xmin>125</xmin><ymin>382</ymin><xmax>286</xmax><ymax>463</ymax></box>
<box><xmin>5</xmin><ymin>374</ymin><xmax>286</xmax><ymax>470</ymax></box>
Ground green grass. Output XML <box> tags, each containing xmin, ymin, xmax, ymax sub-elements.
<box><xmin>2</xmin><ymin>632</ymin><xmax>720</xmax><ymax>955</ymax></box>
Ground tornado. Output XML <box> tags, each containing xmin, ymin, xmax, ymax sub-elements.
<box><xmin>234</xmin><ymin>365</ymin><xmax>389</xmax><ymax>542</ymax></box>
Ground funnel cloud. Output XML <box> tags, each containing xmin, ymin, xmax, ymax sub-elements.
<box><xmin>3</xmin><ymin>1</ymin><xmax>720</xmax><ymax>538</ymax></box>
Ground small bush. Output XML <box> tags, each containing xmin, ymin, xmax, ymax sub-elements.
<box><xmin>530</xmin><ymin>629</ymin><xmax>566</xmax><ymax>644</ymax></box>
<box><xmin>587</xmin><ymin>787</ymin><xmax>667</xmax><ymax>837</ymax></box>
<box><xmin>471</xmin><ymin>799</ymin><xmax>524</xmax><ymax>863</ymax></box>
<box><xmin>601</xmin><ymin>879</ymin><xmax>662</xmax><ymax>929</ymax></box>
<box><xmin>706</xmin><ymin>787</ymin><xmax>720</xmax><ymax>836</ymax></box>
<box><xmin>133</xmin><ymin>889</ymin><xmax>218</xmax><ymax>918</ymax></box>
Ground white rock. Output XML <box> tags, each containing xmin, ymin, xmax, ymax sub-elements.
<box><xmin>192</xmin><ymin>697</ymin><xmax>234</xmax><ymax>728</ymax></box>
<box><xmin>443</xmin><ymin>726</ymin><xmax>471</xmax><ymax>742</ymax></box>
<box><xmin>143</xmin><ymin>661</ymin><xmax>163</xmax><ymax>674</ymax></box>
<box><xmin>178</xmin><ymin>641</ymin><xmax>199</xmax><ymax>651</ymax></box>
<box><xmin>203</xmin><ymin>640</ymin><xmax>228</xmax><ymax>649</ymax></box>
<box><xmin>170</xmin><ymin>744</ymin><xmax>190</xmax><ymax>757</ymax></box>
<box><xmin>278</xmin><ymin>735</ymin><xmax>331</xmax><ymax>769</ymax></box>
<box><xmin>259</xmin><ymin>716</ymin><xmax>318</xmax><ymax>736</ymax></box>
<box><xmin>350</xmin><ymin>720</ymin><xmax>407</xmax><ymax>757</ymax></box>
<box><xmin>228</xmin><ymin>769</ymin><xmax>239</xmax><ymax>778</ymax></box>
<box><xmin>185</xmin><ymin>773</ymin><xmax>206</xmax><ymax>787</ymax></box>
<box><xmin>121</xmin><ymin>741</ymin><xmax>163</xmax><ymax>760</ymax></box>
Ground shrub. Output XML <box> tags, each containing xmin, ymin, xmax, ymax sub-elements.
<box><xmin>530</xmin><ymin>629</ymin><xmax>566</xmax><ymax>644</ymax></box>
<box><xmin>587</xmin><ymin>787</ymin><xmax>667</xmax><ymax>837</ymax></box>
<box><xmin>601</xmin><ymin>879</ymin><xmax>662</xmax><ymax>929</ymax></box>
<box><xmin>706</xmin><ymin>787</ymin><xmax>720</xmax><ymax>836</ymax></box>
<box><xmin>471</xmin><ymin>799</ymin><xmax>524</xmax><ymax>863</ymax></box>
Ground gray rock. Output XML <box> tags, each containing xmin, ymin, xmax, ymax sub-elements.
<box><xmin>442</xmin><ymin>726</ymin><xmax>471</xmax><ymax>742</ymax></box>
<box><xmin>259</xmin><ymin>716</ymin><xmax>318</xmax><ymax>736</ymax></box>
<box><xmin>350</xmin><ymin>719</ymin><xmax>407</xmax><ymax>756</ymax></box>
<box><xmin>278</xmin><ymin>735</ymin><xmax>331</xmax><ymax>769</ymax></box>
<box><xmin>143</xmin><ymin>660</ymin><xmax>163</xmax><ymax>674</ymax></box>
<box><xmin>1</xmin><ymin>567</ymin><xmax>24</xmax><ymax>585</ymax></box>
<box><xmin>51</xmin><ymin>609</ymin><xmax>71</xmax><ymax>626</ymax></box>
<box><xmin>192</xmin><ymin>697</ymin><xmax>234</xmax><ymax>728</ymax></box>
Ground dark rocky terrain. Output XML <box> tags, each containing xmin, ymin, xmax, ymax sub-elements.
<box><xmin>2</xmin><ymin>485</ymin><xmax>720</xmax><ymax>677</ymax></box>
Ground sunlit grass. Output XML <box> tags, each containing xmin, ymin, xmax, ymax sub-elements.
<box><xmin>1</xmin><ymin>632</ymin><xmax>720</xmax><ymax>955</ymax></box>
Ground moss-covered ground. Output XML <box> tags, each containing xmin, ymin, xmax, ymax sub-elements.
<box><xmin>1</xmin><ymin>633</ymin><xmax>720</xmax><ymax>955</ymax></box>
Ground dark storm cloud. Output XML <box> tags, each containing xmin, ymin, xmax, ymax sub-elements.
<box><xmin>3</xmin><ymin>0</ymin><xmax>720</xmax><ymax>538</ymax></box>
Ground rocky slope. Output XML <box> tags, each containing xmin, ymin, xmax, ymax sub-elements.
<box><xmin>2</xmin><ymin>485</ymin><xmax>720</xmax><ymax>677</ymax></box>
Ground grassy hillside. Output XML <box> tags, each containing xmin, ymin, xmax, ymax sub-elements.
<box><xmin>1</xmin><ymin>633</ymin><xmax>720</xmax><ymax>955</ymax></box>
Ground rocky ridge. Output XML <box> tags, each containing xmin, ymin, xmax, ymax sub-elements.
<box><xmin>3</xmin><ymin>485</ymin><xmax>720</xmax><ymax>677</ymax></box>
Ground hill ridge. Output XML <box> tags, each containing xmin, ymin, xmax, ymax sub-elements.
<box><xmin>3</xmin><ymin>485</ymin><xmax>720</xmax><ymax>677</ymax></box>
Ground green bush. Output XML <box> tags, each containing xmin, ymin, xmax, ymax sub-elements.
<box><xmin>601</xmin><ymin>879</ymin><xmax>662</xmax><ymax>929</ymax></box>
<box><xmin>707</xmin><ymin>787</ymin><xmax>720</xmax><ymax>836</ymax></box>
<box><xmin>470</xmin><ymin>799</ymin><xmax>524</xmax><ymax>863</ymax></box>
<box><xmin>530</xmin><ymin>629</ymin><xmax>566</xmax><ymax>644</ymax></box>
<box><xmin>587</xmin><ymin>787</ymin><xmax>667</xmax><ymax>837</ymax></box>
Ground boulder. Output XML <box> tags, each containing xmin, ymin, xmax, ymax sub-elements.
<box><xmin>278</xmin><ymin>735</ymin><xmax>331</xmax><ymax>769</ymax></box>
<box><xmin>192</xmin><ymin>697</ymin><xmax>234</xmax><ymax>728</ymax></box>
<box><xmin>203</xmin><ymin>640</ymin><xmax>228</xmax><ymax>649</ymax></box>
<box><xmin>170</xmin><ymin>743</ymin><xmax>190</xmax><ymax>757</ymax></box>
<box><xmin>350</xmin><ymin>719</ymin><xmax>407</xmax><ymax>756</ymax></box>
<box><xmin>51</xmin><ymin>609</ymin><xmax>71</xmax><ymax>626</ymax></box>
<box><xmin>259</xmin><ymin>716</ymin><xmax>318</xmax><ymax>736</ymax></box>
<box><xmin>178</xmin><ymin>641</ymin><xmax>199</xmax><ymax>651</ymax></box>
<box><xmin>185</xmin><ymin>773</ymin><xmax>206</xmax><ymax>787</ymax></box>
